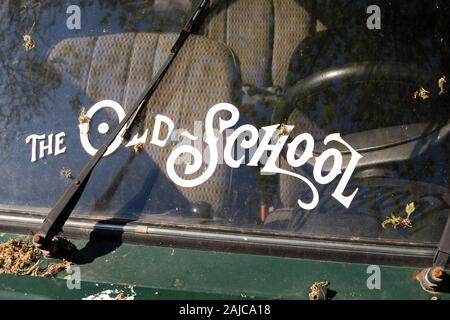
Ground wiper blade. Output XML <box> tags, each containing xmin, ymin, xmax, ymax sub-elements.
<box><xmin>33</xmin><ymin>0</ymin><xmax>210</xmax><ymax>252</ymax></box>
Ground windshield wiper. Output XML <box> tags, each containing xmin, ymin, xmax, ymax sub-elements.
<box><xmin>33</xmin><ymin>0</ymin><xmax>210</xmax><ymax>255</ymax></box>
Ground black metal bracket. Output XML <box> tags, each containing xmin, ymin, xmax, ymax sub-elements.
<box><xmin>417</xmin><ymin>215</ymin><xmax>450</xmax><ymax>293</ymax></box>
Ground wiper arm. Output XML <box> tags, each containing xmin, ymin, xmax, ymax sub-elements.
<box><xmin>434</xmin><ymin>218</ymin><xmax>450</xmax><ymax>268</ymax></box>
<box><xmin>33</xmin><ymin>0</ymin><xmax>210</xmax><ymax>254</ymax></box>
<box><xmin>417</xmin><ymin>215</ymin><xmax>450</xmax><ymax>293</ymax></box>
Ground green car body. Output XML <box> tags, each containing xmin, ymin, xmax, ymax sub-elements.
<box><xmin>0</xmin><ymin>233</ymin><xmax>447</xmax><ymax>300</ymax></box>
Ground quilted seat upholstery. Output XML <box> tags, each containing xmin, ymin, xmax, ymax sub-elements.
<box><xmin>48</xmin><ymin>33</ymin><xmax>241</xmax><ymax>213</ymax></box>
<box><xmin>206</xmin><ymin>0</ymin><xmax>326</xmax><ymax>88</ymax></box>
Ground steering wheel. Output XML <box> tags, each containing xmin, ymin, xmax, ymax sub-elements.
<box><xmin>265</xmin><ymin>62</ymin><xmax>450</xmax><ymax>229</ymax></box>
<box><xmin>272</xmin><ymin>62</ymin><xmax>450</xmax><ymax>173</ymax></box>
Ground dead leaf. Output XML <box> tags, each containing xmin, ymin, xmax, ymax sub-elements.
<box><xmin>382</xmin><ymin>202</ymin><xmax>416</xmax><ymax>229</ymax></box>
<box><xmin>309</xmin><ymin>281</ymin><xmax>329</xmax><ymax>300</ymax></box>
<box><xmin>115</xmin><ymin>292</ymin><xmax>127</xmax><ymax>300</ymax></box>
<box><xmin>412</xmin><ymin>87</ymin><xmax>430</xmax><ymax>101</ymax></box>
<box><xmin>78</xmin><ymin>108</ymin><xmax>91</xmax><ymax>136</ymax></box>
<box><xmin>41</xmin><ymin>261</ymin><xmax>71</xmax><ymax>278</ymax></box>
<box><xmin>60</xmin><ymin>168</ymin><xmax>74</xmax><ymax>180</ymax></box>
<box><xmin>405</xmin><ymin>202</ymin><xmax>416</xmax><ymax>218</ymax></box>
<box><xmin>439</xmin><ymin>76</ymin><xmax>447</xmax><ymax>96</ymax></box>
<box><xmin>23</xmin><ymin>34</ymin><xmax>35</xmax><ymax>52</ymax></box>
<box><xmin>276</xmin><ymin>123</ymin><xmax>290</xmax><ymax>138</ymax></box>
<box><xmin>132</xmin><ymin>143</ymin><xmax>144</xmax><ymax>154</ymax></box>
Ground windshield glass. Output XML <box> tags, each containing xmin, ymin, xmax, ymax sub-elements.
<box><xmin>0</xmin><ymin>0</ymin><xmax>449</xmax><ymax>247</ymax></box>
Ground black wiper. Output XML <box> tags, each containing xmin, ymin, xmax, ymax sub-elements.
<box><xmin>33</xmin><ymin>0</ymin><xmax>210</xmax><ymax>255</ymax></box>
<box><xmin>417</xmin><ymin>216</ymin><xmax>450</xmax><ymax>293</ymax></box>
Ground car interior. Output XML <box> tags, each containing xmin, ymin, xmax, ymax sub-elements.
<box><xmin>45</xmin><ymin>0</ymin><xmax>325</xmax><ymax>212</ymax></box>
<box><xmin>18</xmin><ymin>0</ymin><xmax>449</xmax><ymax>243</ymax></box>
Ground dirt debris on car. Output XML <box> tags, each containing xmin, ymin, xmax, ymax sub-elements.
<box><xmin>438</xmin><ymin>76</ymin><xmax>447</xmax><ymax>96</ymax></box>
<box><xmin>60</xmin><ymin>167</ymin><xmax>74</xmax><ymax>180</ymax></box>
<box><xmin>276</xmin><ymin>123</ymin><xmax>290</xmax><ymax>138</ymax></box>
<box><xmin>41</xmin><ymin>261</ymin><xmax>72</xmax><ymax>278</ymax></box>
<box><xmin>309</xmin><ymin>281</ymin><xmax>330</xmax><ymax>300</ymax></box>
<box><xmin>0</xmin><ymin>238</ymin><xmax>71</xmax><ymax>277</ymax></box>
<box><xmin>22</xmin><ymin>21</ymin><xmax>36</xmax><ymax>52</ymax></box>
<box><xmin>412</xmin><ymin>87</ymin><xmax>430</xmax><ymax>101</ymax></box>
<box><xmin>412</xmin><ymin>76</ymin><xmax>448</xmax><ymax>101</ymax></box>
<box><xmin>82</xmin><ymin>288</ymin><xmax>136</xmax><ymax>300</ymax></box>
<box><xmin>78</xmin><ymin>108</ymin><xmax>91</xmax><ymax>136</ymax></box>
<box><xmin>23</xmin><ymin>34</ymin><xmax>35</xmax><ymax>52</ymax></box>
<box><xmin>131</xmin><ymin>143</ymin><xmax>144</xmax><ymax>154</ymax></box>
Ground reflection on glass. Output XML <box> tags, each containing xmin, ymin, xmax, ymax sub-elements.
<box><xmin>0</xmin><ymin>0</ymin><xmax>449</xmax><ymax>247</ymax></box>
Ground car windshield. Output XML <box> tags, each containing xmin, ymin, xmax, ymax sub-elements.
<box><xmin>0</xmin><ymin>0</ymin><xmax>449</xmax><ymax>247</ymax></box>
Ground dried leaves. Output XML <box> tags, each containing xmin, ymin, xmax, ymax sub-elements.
<box><xmin>131</xmin><ymin>143</ymin><xmax>144</xmax><ymax>154</ymax></box>
<box><xmin>22</xmin><ymin>21</ymin><xmax>36</xmax><ymax>52</ymax></box>
<box><xmin>412</xmin><ymin>75</ymin><xmax>448</xmax><ymax>100</ymax></box>
<box><xmin>23</xmin><ymin>34</ymin><xmax>35</xmax><ymax>52</ymax></box>
<box><xmin>412</xmin><ymin>87</ymin><xmax>430</xmax><ymax>101</ymax></box>
<box><xmin>0</xmin><ymin>239</ymin><xmax>41</xmax><ymax>275</ymax></box>
<box><xmin>78</xmin><ymin>108</ymin><xmax>91</xmax><ymax>136</ymax></box>
<box><xmin>79</xmin><ymin>108</ymin><xmax>90</xmax><ymax>124</ymax></box>
<box><xmin>439</xmin><ymin>76</ymin><xmax>447</xmax><ymax>96</ymax></box>
<box><xmin>309</xmin><ymin>281</ymin><xmax>330</xmax><ymax>300</ymax></box>
<box><xmin>60</xmin><ymin>167</ymin><xmax>74</xmax><ymax>180</ymax></box>
<box><xmin>405</xmin><ymin>202</ymin><xmax>416</xmax><ymax>216</ymax></box>
<box><xmin>41</xmin><ymin>261</ymin><xmax>72</xmax><ymax>278</ymax></box>
<box><xmin>82</xmin><ymin>289</ymin><xmax>136</xmax><ymax>300</ymax></box>
<box><xmin>382</xmin><ymin>202</ymin><xmax>416</xmax><ymax>229</ymax></box>
<box><xmin>0</xmin><ymin>239</ymin><xmax>71</xmax><ymax>277</ymax></box>
<box><xmin>276</xmin><ymin>123</ymin><xmax>290</xmax><ymax>138</ymax></box>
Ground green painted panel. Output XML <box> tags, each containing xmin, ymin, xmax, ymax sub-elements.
<box><xmin>0</xmin><ymin>233</ymin><xmax>447</xmax><ymax>300</ymax></box>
